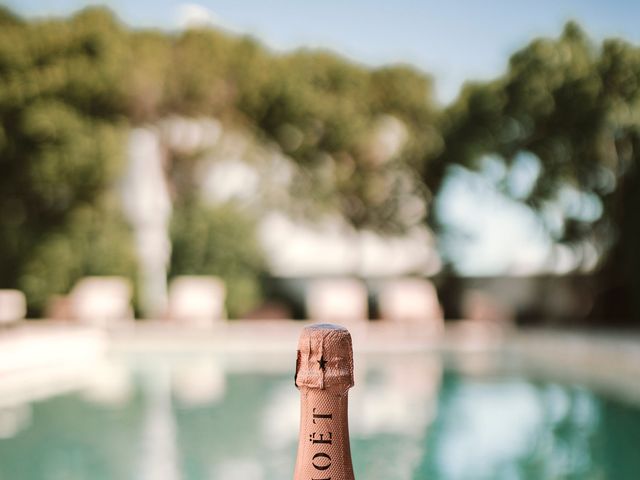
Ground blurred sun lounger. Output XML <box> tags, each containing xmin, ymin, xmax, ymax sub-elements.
<box><xmin>0</xmin><ymin>290</ymin><xmax>27</xmax><ymax>327</ymax></box>
<box><xmin>378</xmin><ymin>278</ymin><xmax>444</xmax><ymax>335</ymax></box>
<box><xmin>167</xmin><ymin>276</ymin><xmax>226</xmax><ymax>327</ymax></box>
<box><xmin>306</xmin><ymin>278</ymin><xmax>368</xmax><ymax>324</ymax></box>
<box><xmin>70</xmin><ymin>277</ymin><xmax>134</xmax><ymax>327</ymax></box>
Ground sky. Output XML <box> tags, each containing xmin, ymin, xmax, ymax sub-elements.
<box><xmin>4</xmin><ymin>0</ymin><xmax>638</xmax><ymax>275</ymax></box>
<box><xmin>4</xmin><ymin>0</ymin><xmax>640</xmax><ymax>104</ymax></box>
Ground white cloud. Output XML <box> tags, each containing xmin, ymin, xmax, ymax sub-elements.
<box><xmin>176</xmin><ymin>3</ymin><xmax>220</xmax><ymax>29</ymax></box>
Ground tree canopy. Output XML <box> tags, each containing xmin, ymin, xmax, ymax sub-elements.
<box><xmin>434</xmin><ymin>22</ymin><xmax>640</xmax><ymax>319</ymax></box>
<box><xmin>1</xmin><ymin>7</ymin><xmax>639</xmax><ymax>320</ymax></box>
<box><xmin>0</xmin><ymin>7</ymin><xmax>439</xmax><ymax>315</ymax></box>
<box><xmin>0</xmin><ymin>7</ymin><xmax>134</xmax><ymax>314</ymax></box>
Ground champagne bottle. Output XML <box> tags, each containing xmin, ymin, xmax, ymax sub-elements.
<box><xmin>294</xmin><ymin>323</ymin><xmax>355</xmax><ymax>480</ymax></box>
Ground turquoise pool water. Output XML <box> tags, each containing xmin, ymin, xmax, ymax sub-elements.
<box><xmin>0</xmin><ymin>352</ymin><xmax>639</xmax><ymax>479</ymax></box>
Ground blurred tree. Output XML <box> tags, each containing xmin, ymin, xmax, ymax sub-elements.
<box><xmin>128</xmin><ymin>25</ymin><xmax>443</xmax><ymax>290</ymax></box>
<box><xmin>432</xmin><ymin>22</ymin><xmax>640</xmax><ymax>321</ymax></box>
<box><xmin>20</xmin><ymin>198</ymin><xmax>137</xmax><ymax>312</ymax></box>
<box><xmin>122</xmin><ymin>23</ymin><xmax>443</xmax><ymax>235</ymax></box>
<box><xmin>8</xmin><ymin>5</ymin><xmax>639</xmax><ymax>323</ymax></box>
<box><xmin>169</xmin><ymin>201</ymin><xmax>265</xmax><ymax>318</ymax></box>
<box><xmin>239</xmin><ymin>50</ymin><xmax>441</xmax><ymax>233</ymax></box>
<box><xmin>164</xmin><ymin>28</ymin><xmax>237</xmax><ymax>117</ymax></box>
<box><xmin>124</xmin><ymin>31</ymin><xmax>172</xmax><ymax>122</ymax></box>
<box><xmin>1</xmin><ymin>6</ymin><xmax>443</xmax><ymax>315</ymax></box>
<box><xmin>0</xmin><ymin>7</ymin><xmax>136</xmax><ymax>315</ymax></box>
<box><xmin>0</xmin><ymin>6</ymin><xmax>22</xmax><ymax>27</ymax></box>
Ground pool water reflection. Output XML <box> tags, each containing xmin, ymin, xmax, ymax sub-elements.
<box><xmin>0</xmin><ymin>352</ymin><xmax>639</xmax><ymax>480</ymax></box>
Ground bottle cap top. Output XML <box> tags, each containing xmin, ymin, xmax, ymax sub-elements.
<box><xmin>295</xmin><ymin>323</ymin><xmax>354</xmax><ymax>390</ymax></box>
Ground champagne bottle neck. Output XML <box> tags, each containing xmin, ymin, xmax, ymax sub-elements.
<box><xmin>294</xmin><ymin>323</ymin><xmax>355</xmax><ymax>480</ymax></box>
<box><xmin>294</xmin><ymin>386</ymin><xmax>354</xmax><ymax>480</ymax></box>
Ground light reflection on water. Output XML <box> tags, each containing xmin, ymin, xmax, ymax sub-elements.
<box><xmin>0</xmin><ymin>352</ymin><xmax>639</xmax><ymax>480</ymax></box>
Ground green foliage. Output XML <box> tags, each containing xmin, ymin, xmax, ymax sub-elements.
<box><xmin>0</xmin><ymin>7</ymin><xmax>135</xmax><ymax>315</ymax></box>
<box><xmin>19</xmin><ymin>199</ymin><xmax>137</xmax><ymax>313</ymax></box>
<box><xmin>4</xmin><ymin>5</ymin><xmax>640</xmax><ymax>321</ymax></box>
<box><xmin>0</xmin><ymin>6</ymin><xmax>22</xmax><ymax>27</ymax></box>
<box><xmin>434</xmin><ymin>22</ymin><xmax>640</xmax><ymax>318</ymax></box>
<box><xmin>255</xmin><ymin>56</ymin><xmax>439</xmax><ymax>230</ymax></box>
<box><xmin>124</xmin><ymin>31</ymin><xmax>172</xmax><ymax>121</ymax></box>
<box><xmin>121</xmin><ymin>21</ymin><xmax>441</xmax><ymax>234</ymax></box>
<box><xmin>170</xmin><ymin>202</ymin><xmax>265</xmax><ymax>318</ymax></box>
<box><xmin>0</xmin><ymin>6</ymin><xmax>442</xmax><ymax>315</ymax></box>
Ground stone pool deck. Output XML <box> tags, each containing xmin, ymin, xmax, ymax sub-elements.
<box><xmin>2</xmin><ymin>320</ymin><xmax>640</xmax><ymax>406</ymax></box>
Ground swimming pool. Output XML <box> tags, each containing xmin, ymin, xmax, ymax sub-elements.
<box><xmin>0</xmin><ymin>350</ymin><xmax>639</xmax><ymax>480</ymax></box>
